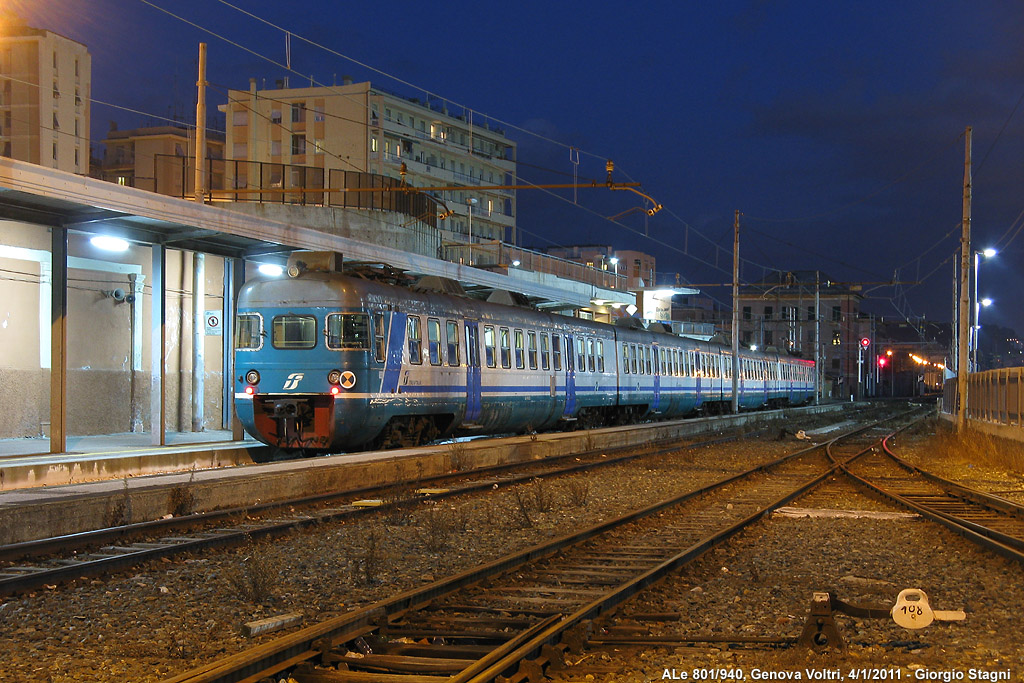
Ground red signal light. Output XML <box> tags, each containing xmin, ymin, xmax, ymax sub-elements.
<box><xmin>877</xmin><ymin>356</ymin><xmax>887</xmax><ymax>368</ymax></box>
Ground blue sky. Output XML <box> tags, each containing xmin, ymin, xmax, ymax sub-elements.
<box><xmin>17</xmin><ymin>0</ymin><xmax>1024</xmax><ymax>334</ymax></box>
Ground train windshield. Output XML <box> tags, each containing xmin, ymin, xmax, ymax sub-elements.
<box><xmin>326</xmin><ymin>313</ymin><xmax>370</xmax><ymax>350</ymax></box>
<box><xmin>235</xmin><ymin>313</ymin><xmax>262</xmax><ymax>350</ymax></box>
<box><xmin>272</xmin><ymin>315</ymin><xmax>317</xmax><ymax>349</ymax></box>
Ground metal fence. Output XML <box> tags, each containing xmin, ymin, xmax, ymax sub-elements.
<box><xmin>153</xmin><ymin>156</ymin><xmax>440</xmax><ymax>229</ymax></box>
<box><xmin>943</xmin><ymin>368</ymin><xmax>1024</xmax><ymax>426</ymax></box>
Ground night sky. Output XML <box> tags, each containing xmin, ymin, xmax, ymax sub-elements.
<box><xmin>13</xmin><ymin>0</ymin><xmax>1024</xmax><ymax>336</ymax></box>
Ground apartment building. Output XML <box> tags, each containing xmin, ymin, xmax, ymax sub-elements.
<box><xmin>0</xmin><ymin>22</ymin><xmax>90</xmax><ymax>174</ymax></box>
<box><xmin>541</xmin><ymin>245</ymin><xmax>656</xmax><ymax>288</ymax></box>
<box><xmin>737</xmin><ymin>270</ymin><xmax>869</xmax><ymax>397</ymax></box>
<box><xmin>220</xmin><ymin>78</ymin><xmax>517</xmax><ymax>246</ymax></box>
<box><xmin>100</xmin><ymin>123</ymin><xmax>225</xmax><ymax>196</ymax></box>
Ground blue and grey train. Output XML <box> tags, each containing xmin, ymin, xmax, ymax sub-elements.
<box><xmin>233</xmin><ymin>255</ymin><xmax>815</xmax><ymax>452</ymax></box>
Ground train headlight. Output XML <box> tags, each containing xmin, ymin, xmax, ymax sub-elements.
<box><xmin>327</xmin><ymin>369</ymin><xmax>342</xmax><ymax>385</ymax></box>
<box><xmin>245</xmin><ymin>369</ymin><xmax>261</xmax><ymax>385</ymax></box>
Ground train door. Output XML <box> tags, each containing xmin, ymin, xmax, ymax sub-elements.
<box><xmin>380</xmin><ymin>311</ymin><xmax>407</xmax><ymax>394</ymax></box>
<box><xmin>652</xmin><ymin>344</ymin><xmax>662</xmax><ymax>413</ymax></box>
<box><xmin>464</xmin><ymin>321</ymin><xmax>482</xmax><ymax>422</ymax></box>
<box><xmin>563</xmin><ymin>333</ymin><xmax>577</xmax><ymax>417</ymax></box>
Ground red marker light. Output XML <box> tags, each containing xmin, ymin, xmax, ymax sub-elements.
<box><xmin>330</xmin><ymin>386</ymin><xmax>341</xmax><ymax>395</ymax></box>
<box><xmin>244</xmin><ymin>386</ymin><xmax>255</xmax><ymax>395</ymax></box>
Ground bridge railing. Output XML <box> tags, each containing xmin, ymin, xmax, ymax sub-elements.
<box><xmin>943</xmin><ymin>368</ymin><xmax>1024</xmax><ymax>426</ymax></box>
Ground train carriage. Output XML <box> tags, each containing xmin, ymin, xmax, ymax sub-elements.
<box><xmin>234</xmin><ymin>254</ymin><xmax>815</xmax><ymax>453</ymax></box>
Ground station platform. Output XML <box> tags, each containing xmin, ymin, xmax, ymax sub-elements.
<box><xmin>0</xmin><ymin>430</ymin><xmax>267</xmax><ymax>491</ymax></box>
<box><xmin>0</xmin><ymin>403</ymin><xmax>853</xmax><ymax>546</ymax></box>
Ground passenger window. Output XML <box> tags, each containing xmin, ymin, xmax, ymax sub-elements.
<box><xmin>373</xmin><ymin>312</ymin><xmax>386</xmax><ymax>362</ymax></box>
<box><xmin>645</xmin><ymin>346</ymin><xmax>652</xmax><ymax>375</ymax></box>
<box><xmin>446</xmin><ymin>320</ymin><xmax>460</xmax><ymax>366</ymax></box>
<box><xmin>622</xmin><ymin>343</ymin><xmax>630</xmax><ymax>374</ymax></box>
<box><xmin>596</xmin><ymin>339</ymin><xmax>605</xmax><ymax>373</ymax></box>
<box><xmin>585</xmin><ymin>338</ymin><xmax>593</xmax><ymax>373</ymax></box>
<box><xmin>326</xmin><ymin>313</ymin><xmax>371</xmax><ymax>350</ymax></box>
<box><xmin>514</xmin><ymin>329</ymin><xmax>525</xmax><ymax>369</ymax></box>
<box><xmin>576</xmin><ymin>337</ymin><xmax>586</xmax><ymax>373</ymax></box>
<box><xmin>540</xmin><ymin>333</ymin><xmax>550</xmax><ymax>370</ymax></box>
<box><xmin>631</xmin><ymin>344</ymin><xmax>638</xmax><ymax>374</ymax></box>
<box><xmin>272</xmin><ymin>315</ymin><xmax>316</xmax><ymax>349</ymax></box>
<box><xmin>500</xmin><ymin>327</ymin><xmax>511</xmax><ymax>368</ymax></box>
<box><xmin>406</xmin><ymin>315</ymin><xmax>422</xmax><ymax>364</ymax></box>
<box><xmin>552</xmin><ymin>334</ymin><xmax>562</xmax><ymax>371</ymax></box>
<box><xmin>527</xmin><ymin>331</ymin><xmax>538</xmax><ymax>370</ymax></box>
<box><xmin>427</xmin><ymin>318</ymin><xmax>441</xmax><ymax>365</ymax></box>
<box><xmin>484</xmin><ymin>325</ymin><xmax>496</xmax><ymax>368</ymax></box>
<box><xmin>235</xmin><ymin>313</ymin><xmax>262</xmax><ymax>350</ymax></box>
<box><xmin>466</xmin><ymin>325</ymin><xmax>480</xmax><ymax>367</ymax></box>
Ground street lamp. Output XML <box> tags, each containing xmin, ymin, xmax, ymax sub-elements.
<box><xmin>465</xmin><ymin>197</ymin><xmax>478</xmax><ymax>266</ymax></box>
<box><xmin>972</xmin><ymin>247</ymin><xmax>996</xmax><ymax>371</ymax></box>
<box><xmin>609</xmin><ymin>256</ymin><xmax>619</xmax><ymax>287</ymax></box>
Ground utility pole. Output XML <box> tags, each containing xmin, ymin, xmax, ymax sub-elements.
<box><xmin>814</xmin><ymin>271</ymin><xmax>821</xmax><ymax>404</ymax></box>
<box><xmin>731</xmin><ymin>210</ymin><xmax>740</xmax><ymax>414</ymax></box>
<box><xmin>191</xmin><ymin>42</ymin><xmax>208</xmax><ymax>432</ymax></box>
<box><xmin>956</xmin><ymin>126</ymin><xmax>972</xmax><ymax>431</ymax></box>
<box><xmin>194</xmin><ymin>42</ymin><xmax>207</xmax><ymax>204</ymax></box>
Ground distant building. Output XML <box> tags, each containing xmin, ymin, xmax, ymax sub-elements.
<box><xmin>540</xmin><ymin>245</ymin><xmax>656</xmax><ymax>288</ymax></box>
<box><xmin>0</xmin><ymin>20</ymin><xmax>91</xmax><ymax>174</ymax></box>
<box><xmin>737</xmin><ymin>270</ymin><xmax>868</xmax><ymax>398</ymax></box>
<box><xmin>219</xmin><ymin>78</ymin><xmax>517</xmax><ymax>247</ymax></box>
<box><xmin>874</xmin><ymin>318</ymin><xmax>949</xmax><ymax>396</ymax></box>
<box><xmin>99</xmin><ymin>123</ymin><xmax>225</xmax><ymax>196</ymax></box>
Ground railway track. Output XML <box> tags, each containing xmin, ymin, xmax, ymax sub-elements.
<box><xmin>0</xmin><ymin>425</ymin><xmax>784</xmax><ymax>598</ymax></box>
<box><xmin>839</xmin><ymin>430</ymin><xmax>1024</xmax><ymax>564</ymax></box>
<box><xmin>161</xmin><ymin>412</ymin><xmax>913</xmax><ymax>683</ymax></box>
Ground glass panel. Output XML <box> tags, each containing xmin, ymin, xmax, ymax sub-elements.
<box><xmin>552</xmin><ymin>334</ymin><xmax>562</xmax><ymax>371</ymax></box>
<box><xmin>373</xmin><ymin>313</ymin><xmax>386</xmax><ymax>362</ymax></box>
<box><xmin>514</xmin><ymin>329</ymin><xmax>525</xmax><ymax>369</ymax></box>
<box><xmin>447</xmin><ymin>320</ymin><xmax>460</xmax><ymax>366</ymax></box>
<box><xmin>427</xmin><ymin>318</ymin><xmax>441</xmax><ymax>365</ymax></box>
<box><xmin>484</xmin><ymin>325</ymin><xmax>496</xmax><ymax>367</ymax></box>
<box><xmin>500</xmin><ymin>327</ymin><xmax>511</xmax><ymax>368</ymax></box>
<box><xmin>235</xmin><ymin>314</ymin><xmax>262</xmax><ymax>350</ymax></box>
<box><xmin>596</xmin><ymin>339</ymin><xmax>604</xmax><ymax>373</ymax></box>
<box><xmin>272</xmin><ymin>315</ymin><xmax>316</xmax><ymax>349</ymax></box>
<box><xmin>407</xmin><ymin>316</ymin><xmax>422</xmax><ymax>364</ymax></box>
<box><xmin>528</xmin><ymin>331</ymin><xmax>538</xmax><ymax>370</ymax></box>
<box><xmin>326</xmin><ymin>313</ymin><xmax>370</xmax><ymax>350</ymax></box>
<box><xmin>540</xmin><ymin>333</ymin><xmax>550</xmax><ymax>370</ymax></box>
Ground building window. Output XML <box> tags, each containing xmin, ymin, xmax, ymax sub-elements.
<box><xmin>116</xmin><ymin>175</ymin><xmax>128</xmax><ymax>185</ymax></box>
<box><xmin>832</xmin><ymin>331</ymin><xmax>841</xmax><ymax>346</ymax></box>
<box><xmin>271</xmin><ymin>140</ymin><xmax>281</xmax><ymax>156</ymax></box>
<box><xmin>764</xmin><ymin>331</ymin><xmax>773</xmax><ymax>346</ymax></box>
<box><xmin>291</xmin><ymin>102</ymin><xmax>305</xmax><ymax>123</ymax></box>
<box><xmin>831</xmin><ymin>358</ymin><xmax>841</xmax><ymax>370</ymax></box>
<box><xmin>232</xmin><ymin>142</ymin><xmax>248</xmax><ymax>158</ymax></box>
<box><xmin>371</xmin><ymin>138</ymin><xmax>378</xmax><ymax>153</ymax></box>
<box><xmin>270</xmin><ymin>109</ymin><xmax>282</xmax><ymax>124</ymax></box>
<box><xmin>75</xmin><ymin>58</ymin><xmax>79</xmax><ymax>77</ymax></box>
<box><xmin>52</xmin><ymin>113</ymin><xmax>59</xmax><ymax>130</ymax></box>
<box><xmin>832</xmin><ymin>306</ymin><xmax>841</xmax><ymax>322</ymax></box>
<box><xmin>313</xmin><ymin>139</ymin><xmax>324</xmax><ymax>154</ymax></box>
<box><xmin>52</xmin><ymin>142</ymin><xmax>57</xmax><ymax>160</ymax></box>
<box><xmin>74</xmin><ymin>148</ymin><xmax>79</xmax><ymax>168</ymax></box>
<box><xmin>807</xmin><ymin>306</ymin><xmax>815</xmax><ymax>321</ymax></box>
<box><xmin>764</xmin><ymin>306</ymin><xmax>773</xmax><ymax>320</ymax></box>
<box><xmin>232</xmin><ymin>109</ymin><xmax>248</xmax><ymax>126</ymax></box>
<box><xmin>742</xmin><ymin>306</ymin><xmax>751</xmax><ymax>321</ymax></box>
<box><xmin>313</xmin><ymin>106</ymin><xmax>324</xmax><ymax>122</ymax></box>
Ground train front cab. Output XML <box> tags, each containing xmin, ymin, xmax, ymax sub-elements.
<box><xmin>234</xmin><ymin>307</ymin><xmax>378</xmax><ymax>451</ymax></box>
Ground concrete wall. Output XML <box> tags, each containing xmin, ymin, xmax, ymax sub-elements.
<box><xmin>0</xmin><ymin>220</ymin><xmax>227</xmax><ymax>440</ymax></box>
<box><xmin>222</xmin><ymin>202</ymin><xmax>441</xmax><ymax>259</ymax></box>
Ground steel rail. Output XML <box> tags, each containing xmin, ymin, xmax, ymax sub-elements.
<box><xmin>0</xmin><ymin>427</ymin><xmax>761</xmax><ymax>564</ymax></box>
<box><xmin>832</xmin><ymin>422</ymin><xmax>1024</xmax><ymax>566</ymax></box>
<box><xmin>0</xmin><ymin>429</ymin><xmax>777</xmax><ymax>597</ymax></box>
<box><xmin>162</xmin><ymin>414</ymin><xmax>899</xmax><ymax>683</ymax></box>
